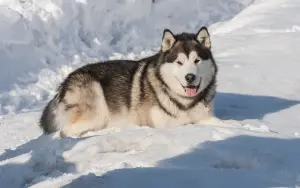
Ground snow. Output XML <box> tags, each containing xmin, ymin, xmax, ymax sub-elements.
<box><xmin>0</xmin><ymin>0</ymin><xmax>300</xmax><ymax>187</ymax></box>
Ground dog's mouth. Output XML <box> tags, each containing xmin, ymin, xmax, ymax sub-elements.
<box><xmin>182</xmin><ymin>83</ymin><xmax>201</xmax><ymax>97</ymax></box>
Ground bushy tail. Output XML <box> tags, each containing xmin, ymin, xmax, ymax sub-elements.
<box><xmin>39</xmin><ymin>96</ymin><xmax>59</xmax><ymax>134</ymax></box>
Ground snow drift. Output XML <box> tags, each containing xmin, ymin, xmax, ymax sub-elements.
<box><xmin>0</xmin><ymin>0</ymin><xmax>253</xmax><ymax>114</ymax></box>
<box><xmin>0</xmin><ymin>0</ymin><xmax>300</xmax><ymax>188</ymax></box>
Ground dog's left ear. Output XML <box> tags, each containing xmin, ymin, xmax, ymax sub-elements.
<box><xmin>196</xmin><ymin>27</ymin><xmax>211</xmax><ymax>49</ymax></box>
<box><xmin>161</xmin><ymin>29</ymin><xmax>176</xmax><ymax>52</ymax></box>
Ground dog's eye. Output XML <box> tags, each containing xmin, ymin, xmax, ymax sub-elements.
<box><xmin>194</xmin><ymin>59</ymin><xmax>200</xmax><ymax>64</ymax></box>
<box><xmin>177</xmin><ymin>61</ymin><xmax>183</xmax><ymax>66</ymax></box>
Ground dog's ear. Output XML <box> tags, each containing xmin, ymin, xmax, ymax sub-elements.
<box><xmin>161</xmin><ymin>29</ymin><xmax>176</xmax><ymax>52</ymax></box>
<box><xmin>196</xmin><ymin>27</ymin><xmax>211</xmax><ymax>49</ymax></box>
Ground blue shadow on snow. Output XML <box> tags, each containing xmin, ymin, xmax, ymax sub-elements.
<box><xmin>62</xmin><ymin>136</ymin><xmax>300</xmax><ymax>188</ymax></box>
<box><xmin>214</xmin><ymin>92</ymin><xmax>300</xmax><ymax>120</ymax></box>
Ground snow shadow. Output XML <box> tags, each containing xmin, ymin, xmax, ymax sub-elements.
<box><xmin>0</xmin><ymin>135</ymin><xmax>88</xmax><ymax>187</ymax></box>
<box><xmin>63</xmin><ymin>135</ymin><xmax>300</xmax><ymax>188</ymax></box>
<box><xmin>214</xmin><ymin>92</ymin><xmax>300</xmax><ymax>120</ymax></box>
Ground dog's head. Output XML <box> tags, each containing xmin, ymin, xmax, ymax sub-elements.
<box><xmin>158</xmin><ymin>27</ymin><xmax>217</xmax><ymax>98</ymax></box>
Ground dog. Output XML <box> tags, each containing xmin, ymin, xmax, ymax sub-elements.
<box><xmin>40</xmin><ymin>27</ymin><xmax>218</xmax><ymax>137</ymax></box>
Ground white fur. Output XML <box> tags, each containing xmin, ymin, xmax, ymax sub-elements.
<box><xmin>56</xmin><ymin>82</ymin><xmax>110</xmax><ymax>137</ymax></box>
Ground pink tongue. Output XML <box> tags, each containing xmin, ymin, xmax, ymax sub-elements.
<box><xmin>185</xmin><ymin>88</ymin><xmax>197</xmax><ymax>97</ymax></box>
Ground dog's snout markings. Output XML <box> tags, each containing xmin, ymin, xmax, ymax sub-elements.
<box><xmin>39</xmin><ymin>26</ymin><xmax>218</xmax><ymax>137</ymax></box>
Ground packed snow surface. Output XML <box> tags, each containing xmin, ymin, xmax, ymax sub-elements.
<box><xmin>0</xmin><ymin>0</ymin><xmax>300</xmax><ymax>187</ymax></box>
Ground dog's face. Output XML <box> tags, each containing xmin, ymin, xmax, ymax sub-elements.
<box><xmin>159</xmin><ymin>27</ymin><xmax>217</xmax><ymax>98</ymax></box>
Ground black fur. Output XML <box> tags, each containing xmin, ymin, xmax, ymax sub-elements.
<box><xmin>39</xmin><ymin>97</ymin><xmax>58</xmax><ymax>133</ymax></box>
<box><xmin>139</xmin><ymin>62</ymin><xmax>151</xmax><ymax>102</ymax></box>
<box><xmin>79</xmin><ymin>61</ymin><xmax>140</xmax><ymax>113</ymax></box>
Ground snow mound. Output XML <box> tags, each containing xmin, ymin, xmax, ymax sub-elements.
<box><xmin>1</xmin><ymin>0</ymin><xmax>300</xmax><ymax>187</ymax></box>
<box><xmin>0</xmin><ymin>0</ymin><xmax>253</xmax><ymax>115</ymax></box>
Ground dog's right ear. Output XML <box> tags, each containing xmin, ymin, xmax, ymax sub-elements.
<box><xmin>161</xmin><ymin>29</ymin><xmax>176</xmax><ymax>52</ymax></box>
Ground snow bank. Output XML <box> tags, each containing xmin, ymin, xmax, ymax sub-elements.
<box><xmin>1</xmin><ymin>122</ymin><xmax>299</xmax><ymax>188</ymax></box>
<box><xmin>0</xmin><ymin>0</ymin><xmax>253</xmax><ymax>114</ymax></box>
<box><xmin>1</xmin><ymin>0</ymin><xmax>300</xmax><ymax>187</ymax></box>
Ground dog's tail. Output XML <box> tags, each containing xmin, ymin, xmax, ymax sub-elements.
<box><xmin>39</xmin><ymin>96</ymin><xmax>59</xmax><ymax>134</ymax></box>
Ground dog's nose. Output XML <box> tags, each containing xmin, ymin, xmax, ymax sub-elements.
<box><xmin>185</xmin><ymin>74</ymin><xmax>196</xmax><ymax>83</ymax></box>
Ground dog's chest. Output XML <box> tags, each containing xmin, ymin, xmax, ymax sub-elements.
<box><xmin>149</xmin><ymin>102</ymin><xmax>212</xmax><ymax>128</ymax></box>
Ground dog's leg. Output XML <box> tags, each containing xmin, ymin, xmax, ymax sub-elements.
<box><xmin>57</xmin><ymin>76</ymin><xmax>109</xmax><ymax>137</ymax></box>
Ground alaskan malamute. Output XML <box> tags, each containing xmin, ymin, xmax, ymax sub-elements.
<box><xmin>40</xmin><ymin>27</ymin><xmax>218</xmax><ymax>137</ymax></box>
